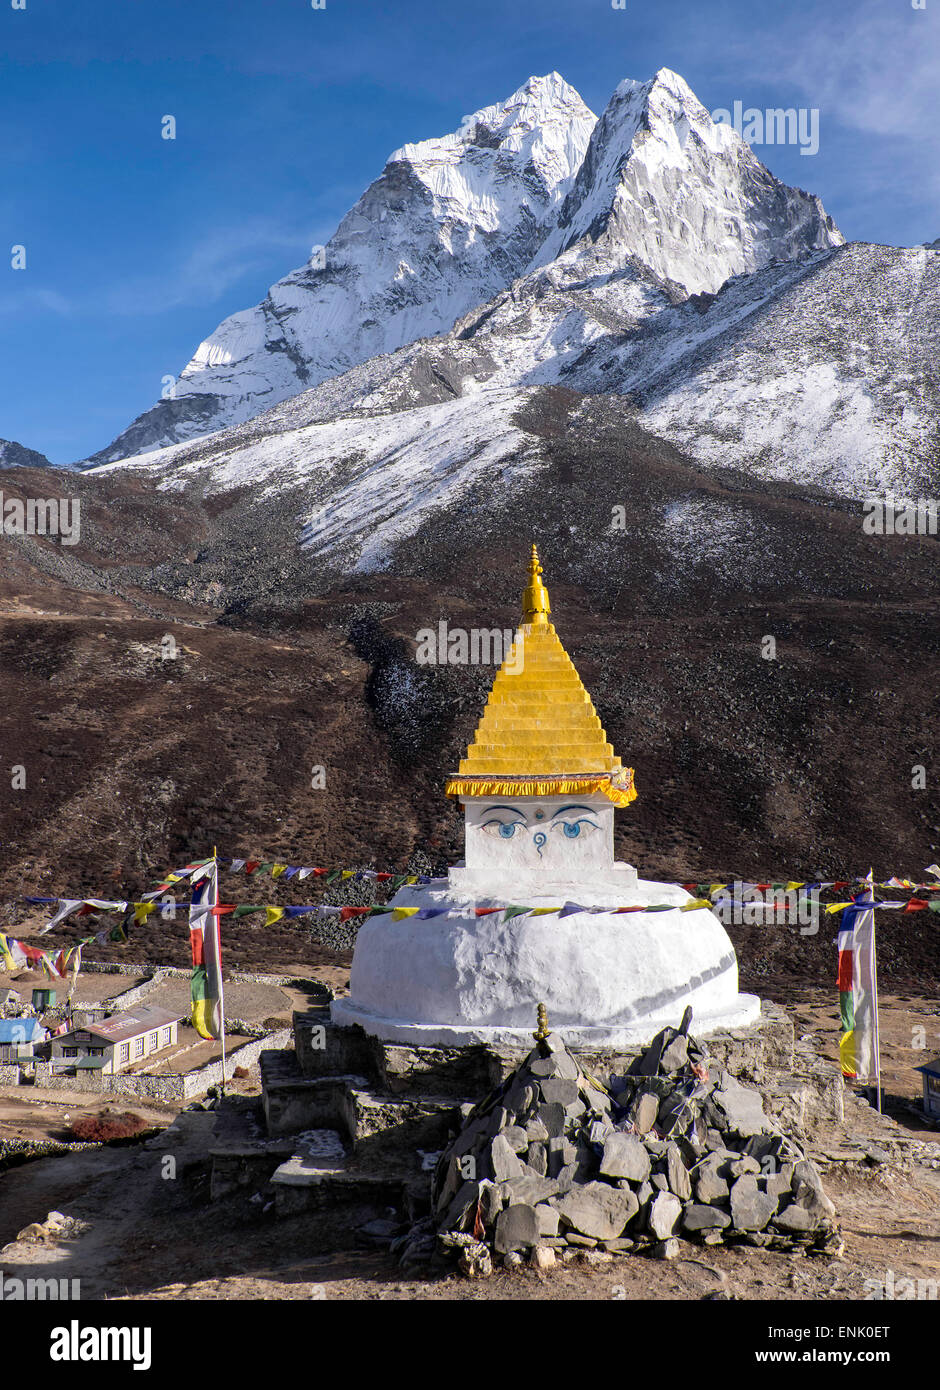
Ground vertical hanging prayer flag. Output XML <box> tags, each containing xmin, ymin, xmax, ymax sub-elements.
<box><xmin>837</xmin><ymin>895</ymin><xmax>878</xmax><ymax>1082</ymax></box>
<box><xmin>189</xmin><ymin>861</ymin><xmax>223</xmax><ymax>1040</ymax></box>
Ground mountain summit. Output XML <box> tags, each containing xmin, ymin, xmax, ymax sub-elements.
<box><xmin>533</xmin><ymin>68</ymin><xmax>842</xmax><ymax>294</ymax></box>
<box><xmin>92</xmin><ymin>73</ymin><xmax>596</xmax><ymax>461</ymax></box>
<box><xmin>91</xmin><ymin>69</ymin><xmax>841</xmax><ymax>463</ymax></box>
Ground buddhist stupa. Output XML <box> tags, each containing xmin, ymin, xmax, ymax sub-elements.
<box><xmin>332</xmin><ymin>547</ymin><xmax>760</xmax><ymax>1047</ymax></box>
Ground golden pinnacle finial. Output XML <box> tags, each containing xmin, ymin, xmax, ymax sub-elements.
<box><xmin>522</xmin><ymin>543</ymin><xmax>551</xmax><ymax>624</ymax></box>
<box><xmin>533</xmin><ymin>1002</ymin><xmax>550</xmax><ymax>1042</ymax></box>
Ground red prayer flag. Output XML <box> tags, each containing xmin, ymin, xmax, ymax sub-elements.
<box><xmin>340</xmin><ymin>907</ymin><xmax>371</xmax><ymax>922</ymax></box>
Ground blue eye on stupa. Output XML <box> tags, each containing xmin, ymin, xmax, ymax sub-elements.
<box><xmin>482</xmin><ymin>820</ymin><xmax>518</xmax><ymax>839</ymax></box>
<box><xmin>556</xmin><ymin>817</ymin><xmax>599</xmax><ymax>839</ymax></box>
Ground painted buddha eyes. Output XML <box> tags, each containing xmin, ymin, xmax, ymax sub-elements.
<box><xmin>482</xmin><ymin>820</ymin><xmax>519</xmax><ymax>839</ymax></box>
<box><xmin>481</xmin><ymin>806</ymin><xmax>600</xmax><ymax>841</ymax></box>
<box><xmin>558</xmin><ymin>818</ymin><xmax>596</xmax><ymax>839</ymax></box>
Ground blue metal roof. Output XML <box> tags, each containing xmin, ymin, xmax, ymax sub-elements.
<box><xmin>914</xmin><ymin>1058</ymin><xmax>940</xmax><ymax>1076</ymax></box>
<box><xmin>0</xmin><ymin>1018</ymin><xmax>44</xmax><ymax>1042</ymax></box>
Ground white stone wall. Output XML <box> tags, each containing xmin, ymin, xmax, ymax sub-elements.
<box><xmin>453</xmin><ymin>793</ymin><xmax>639</xmax><ymax>901</ymax></box>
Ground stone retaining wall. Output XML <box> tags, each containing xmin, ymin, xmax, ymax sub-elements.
<box><xmin>79</xmin><ymin>961</ymin><xmax>331</xmax><ymax>995</ymax></box>
<box><xmin>105</xmin><ymin>969</ymin><xmax>169</xmax><ymax>1012</ymax></box>
<box><xmin>32</xmin><ymin>1027</ymin><xmax>292</xmax><ymax>1101</ymax></box>
<box><xmin>0</xmin><ymin>1064</ymin><xmax>21</xmax><ymax>1086</ymax></box>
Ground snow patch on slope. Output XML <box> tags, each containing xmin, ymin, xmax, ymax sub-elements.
<box><xmin>96</xmin><ymin>391</ymin><xmax>541</xmax><ymax>573</ymax></box>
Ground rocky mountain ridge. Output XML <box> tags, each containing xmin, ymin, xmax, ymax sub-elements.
<box><xmin>88</xmin><ymin>67</ymin><xmax>842</xmax><ymax>463</ymax></box>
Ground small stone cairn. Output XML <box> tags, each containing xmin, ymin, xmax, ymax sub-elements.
<box><xmin>397</xmin><ymin>1005</ymin><xmax>839</xmax><ymax>1276</ymax></box>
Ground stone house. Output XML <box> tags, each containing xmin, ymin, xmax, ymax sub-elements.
<box><xmin>50</xmin><ymin>1004</ymin><xmax>182</xmax><ymax>1075</ymax></box>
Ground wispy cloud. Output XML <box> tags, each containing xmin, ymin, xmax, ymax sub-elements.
<box><xmin>735</xmin><ymin>0</ymin><xmax>940</xmax><ymax>204</ymax></box>
<box><xmin>0</xmin><ymin>285</ymin><xmax>74</xmax><ymax>318</ymax></box>
<box><xmin>101</xmin><ymin>218</ymin><xmax>326</xmax><ymax>316</ymax></box>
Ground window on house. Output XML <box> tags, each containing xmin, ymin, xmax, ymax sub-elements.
<box><xmin>149</xmin><ymin>1032</ymin><xmax>158</xmax><ymax>1051</ymax></box>
<box><xmin>63</xmin><ymin>1047</ymin><xmax>77</xmax><ymax>1058</ymax></box>
<box><xmin>135</xmin><ymin>1036</ymin><xmax>145</xmax><ymax>1057</ymax></box>
<box><xmin>162</xmin><ymin>1027</ymin><xmax>171</xmax><ymax>1046</ymax></box>
<box><xmin>120</xmin><ymin>1042</ymin><xmax>130</xmax><ymax>1062</ymax></box>
<box><xmin>89</xmin><ymin>1047</ymin><xmax>103</xmax><ymax>1056</ymax></box>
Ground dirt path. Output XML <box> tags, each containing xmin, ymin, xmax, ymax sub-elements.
<box><xmin>2</xmin><ymin>1103</ymin><xmax>938</xmax><ymax>1302</ymax></box>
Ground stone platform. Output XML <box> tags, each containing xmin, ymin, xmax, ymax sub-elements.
<box><xmin>233</xmin><ymin>996</ymin><xmax>850</xmax><ymax>1220</ymax></box>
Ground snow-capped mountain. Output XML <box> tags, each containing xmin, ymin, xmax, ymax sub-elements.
<box><xmin>91</xmin><ymin>73</ymin><xmax>596</xmax><ymax>461</ymax></box>
<box><xmin>89</xmin><ymin>232</ymin><xmax>940</xmax><ymax>586</ymax></box>
<box><xmin>90</xmin><ymin>67</ymin><xmax>842</xmax><ymax>463</ymax></box>
<box><xmin>83</xmin><ymin>64</ymin><xmax>939</xmax><ymax>595</ymax></box>
<box><xmin>532</xmin><ymin>70</ymin><xmax>842</xmax><ymax>294</ymax></box>
<box><xmin>0</xmin><ymin>439</ymin><xmax>53</xmax><ymax>469</ymax></box>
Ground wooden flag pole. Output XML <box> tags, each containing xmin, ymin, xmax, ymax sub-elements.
<box><xmin>868</xmin><ymin>867</ymin><xmax>883</xmax><ymax>1114</ymax></box>
<box><xmin>214</xmin><ymin>846</ymin><xmax>227</xmax><ymax>1097</ymax></box>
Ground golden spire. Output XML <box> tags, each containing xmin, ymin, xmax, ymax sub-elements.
<box><xmin>522</xmin><ymin>543</ymin><xmax>551</xmax><ymax>625</ymax></box>
<box><xmin>444</xmin><ymin>546</ymin><xmax>638</xmax><ymax>808</ymax></box>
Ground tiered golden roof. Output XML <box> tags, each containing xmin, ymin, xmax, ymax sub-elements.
<box><xmin>445</xmin><ymin>546</ymin><xmax>637</xmax><ymax>807</ymax></box>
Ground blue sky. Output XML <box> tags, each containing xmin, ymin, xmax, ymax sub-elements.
<box><xmin>1</xmin><ymin>0</ymin><xmax>937</xmax><ymax>465</ymax></box>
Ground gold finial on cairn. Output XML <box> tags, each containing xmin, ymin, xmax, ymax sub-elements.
<box><xmin>533</xmin><ymin>1001</ymin><xmax>550</xmax><ymax>1042</ymax></box>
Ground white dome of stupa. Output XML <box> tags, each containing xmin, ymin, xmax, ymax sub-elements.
<box><xmin>332</xmin><ymin>547</ymin><xmax>760</xmax><ymax>1047</ymax></box>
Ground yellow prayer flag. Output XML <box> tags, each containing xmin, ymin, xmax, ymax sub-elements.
<box><xmin>271</xmin><ymin>865</ymin><xmax>287</xmax><ymax>879</ymax></box>
<box><xmin>265</xmin><ymin>907</ymin><xmax>285</xmax><ymax>925</ymax></box>
<box><xmin>529</xmin><ymin>907</ymin><xmax>557</xmax><ymax>916</ymax></box>
<box><xmin>786</xmin><ymin>882</ymin><xmax>805</xmax><ymax>892</ymax></box>
<box><xmin>392</xmin><ymin>906</ymin><xmax>419</xmax><ymax>919</ymax></box>
<box><xmin>133</xmin><ymin>903</ymin><xmax>156</xmax><ymax>925</ymax></box>
<box><xmin>341</xmin><ymin>870</ymin><xmax>355</xmax><ymax>880</ymax></box>
<box><xmin>682</xmin><ymin>899</ymin><xmax>713</xmax><ymax>911</ymax></box>
<box><xmin>826</xmin><ymin>902</ymin><xmax>852</xmax><ymax>915</ymax></box>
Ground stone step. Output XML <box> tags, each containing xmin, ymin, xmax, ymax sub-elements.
<box><xmin>293</xmin><ymin>1009</ymin><xmax>379</xmax><ymax>1082</ymax></box>
<box><xmin>341</xmin><ymin>1086</ymin><xmax>461</xmax><ymax>1155</ymax></box>
<box><xmin>295</xmin><ymin>1010</ymin><xmax>502</xmax><ymax>1097</ymax></box>
<box><xmin>209</xmin><ymin>1140</ymin><xmax>296</xmax><ymax>1201</ymax></box>
<box><xmin>271</xmin><ymin>1164</ymin><xmax>413</xmax><ymax>1219</ymax></box>
<box><xmin>376</xmin><ymin>1042</ymin><xmax>501</xmax><ymax>1098</ymax></box>
<box><xmin>260</xmin><ymin>1049</ymin><xmax>370</xmax><ymax>1138</ymax></box>
<box><xmin>270</xmin><ymin>1127</ymin><xmax>348</xmax><ymax>1187</ymax></box>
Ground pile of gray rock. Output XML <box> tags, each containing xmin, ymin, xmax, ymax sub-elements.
<box><xmin>398</xmin><ymin>1010</ymin><xmax>839</xmax><ymax>1275</ymax></box>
